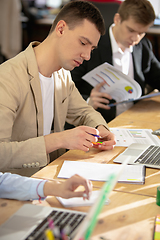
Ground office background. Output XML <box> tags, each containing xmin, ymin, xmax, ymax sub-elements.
<box><xmin>0</xmin><ymin>0</ymin><xmax>160</xmax><ymax>64</ymax></box>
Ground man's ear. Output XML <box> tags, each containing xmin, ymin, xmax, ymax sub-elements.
<box><xmin>114</xmin><ymin>13</ymin><xmax>121</xmax><ymax>25</ymax></box>
<box><xmin>55</xmin><ymin>20</ymin><xmax>67</xmax><ymax>36</ymax></box>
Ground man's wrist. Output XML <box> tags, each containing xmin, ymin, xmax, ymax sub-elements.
<box><xmin>95</xmin><ymin>125</ymin><xmax>110</xmax><ymax>131</ymax></box>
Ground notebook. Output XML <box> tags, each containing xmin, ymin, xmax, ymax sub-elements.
<box><xmin>113</xmin><ymin>143</ymin><xmax>160</xmax><ymax>169</ymax></box>
<box><xmin>0</xmin><ymin>158</ymin><xmax>129</xmax><ymax>240</ymax></box>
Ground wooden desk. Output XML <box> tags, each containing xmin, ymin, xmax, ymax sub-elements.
<box><xmin>33</xmin><ymin>94</ymin><xmax>160</xmax><ymax>197</ymax></box>
<box><xmin>0</xmin><ymin>189</ymin><xmax>159</xmax><ymax>240</ymax></box>
<box><xmin>1</xmin><ymin>94</ymin><xmax>160</xmax><ymax>239</ymax></box>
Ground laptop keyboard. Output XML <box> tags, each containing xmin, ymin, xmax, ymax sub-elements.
<box><xmin>135</xmin><ymin>145</ymin><xmax>160</xmax><ymax>166</ymax></box>
<box><xmin>26</xmin><ymin>209</ymin><xmax>86</xmax><ymax>240</ymax></box>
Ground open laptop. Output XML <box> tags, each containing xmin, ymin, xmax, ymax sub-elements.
<box><xmin>113</xmin><ymin>143</ymin><xmax>160</xmax><ymax>169</ymax></box>
<box><xmin>0</xmin><ymin>204</ymin><xmax>86</xmax><ymax>240</ymax></box>
<box><xmin>0</xmin><ymin>158</ymin><xmax>129</xmax><ymax>240</ymax></box>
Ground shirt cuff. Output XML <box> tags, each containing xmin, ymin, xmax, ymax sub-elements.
<box><xmin>30</xmin><ymin>179</ymin><xmax>47</xmax><ymax>199</ymax></box>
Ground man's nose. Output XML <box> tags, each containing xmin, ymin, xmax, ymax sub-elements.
<box><xmin>81</xmin><ymin>49</ymin><xmax>91</xmax><ymax>61</ymax></box>
<box><xmin>131</xmin><ymin>33</ymin><xmax>140</xmax><ymax>42</ymax></box>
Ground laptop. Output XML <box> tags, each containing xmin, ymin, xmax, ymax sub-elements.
<box><xmin>0</xmin><ymin>204</ymin><xmax>86</xmax><ymax>240</ymax></box>
<box><xmin>0</xmin><ymin>158</ymin><xmax>129</xmax><ymax>240</ymax></box>
<box><xmin>113</xmin><ymin>143</ymin><xmax>160</xmax><ymax>169</ymax></box>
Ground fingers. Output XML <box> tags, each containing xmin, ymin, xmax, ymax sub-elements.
<box><xmin>89</xmin><ymin>85</ymin><xmax>112</xmax><ymax>110</ymax></box>
<box><xmin>91</xmin><ymin>89</ymin><xmax>112</xmax><ymax>101</ymax></box>
<box><xmin>94</xmin><ymin>81</ymin><xmax>110</xmax><ymax>93</ymax></box>
<box><xmin>94</xmin><ymin>127</ymin><xmax>116</xmax><ymax>150</ymax></box>
<box><xmin>66</xmin><ymin>174</ymin><xmax>93</xmax><ymax>199</ymax></box>
<box><xmin>93</xmin><ymin>140</ymin><xmax>116</xmax><ymax>150</ymax></box>
<box><xmin>63</xmin><ymin>126</ymin><xmax>116</xmax><ymax>152</ymax></box>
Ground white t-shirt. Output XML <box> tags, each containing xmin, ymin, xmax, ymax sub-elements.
<box><xmin>109</xmin><ymin>24</ymin><xmax>134</xmax><ymax>116</ymax></box>
<box><xmin>39</xmin><ymin>72</ymin><xmax>54</xmax><ymax>136</ymax></box>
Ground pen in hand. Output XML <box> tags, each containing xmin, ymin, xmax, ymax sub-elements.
<box><xmin>88</xmin><ymin>133</ymin><xmax>100</xmax><ymax>138</ymax></box>
<box><xmin>88</xmin><ymin>133</ymin><xmax>103</xmax><ymax>145</ymax></box>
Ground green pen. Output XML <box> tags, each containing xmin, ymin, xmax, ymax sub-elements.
<box><xmin>73</xmin><ymin>156</ymin><xmax>131</xmax><ymax>240</ymax></box>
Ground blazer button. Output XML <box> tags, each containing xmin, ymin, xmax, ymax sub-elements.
<box><xmin>22</xmin><ymin>164</ymin><xmax>27</xmax><ymax>168</ymax></box>
<box><xmin>31</xmin><ymin>163</ymin><xmax>35</xmax><ymax>167</ymax></box>
<box><xmin>35</xmin><ymin>162</ymin><xmax>40</xmax><ymax>167</ymax></box>
<box><xmin>28</xmin><ymin>163</ymin><xmax>31</xmax><ymax>168</ymax></box>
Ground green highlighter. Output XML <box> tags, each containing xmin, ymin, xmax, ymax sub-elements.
<box><xmin>73</xmin><ymin>156</ymin><xmax>131</xmax><ymax>240</ymax></box>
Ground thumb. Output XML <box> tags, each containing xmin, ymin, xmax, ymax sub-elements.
<box><xmin>94</xmin><ymin>81</ymin><xmax>106</xmax><ymax>91</ymax></box>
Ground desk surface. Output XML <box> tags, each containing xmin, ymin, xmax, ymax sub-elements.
<box><xmin>1</xmin><ymin>94</ymin><xmax>160</xmax><ymax>239</ymax></box>
<box><xmin>0</xmin><ymin>190</ymin><xmax>159</xmax><ymax>240</ymax></box>
<box><xmin>33</xmin><ymin>94</ymin><xmax>160</xmax><ymax>197</ymax></box>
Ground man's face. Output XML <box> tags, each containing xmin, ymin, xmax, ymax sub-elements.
<box><xmin>113</xmin><ymin>14</ymin><xmax>152</xmax><ymax>50</ymax></box>
<box><xmin>56</xmin><ymin>19</ymin><xmax>101</xmax><ymax>71</ymax></box>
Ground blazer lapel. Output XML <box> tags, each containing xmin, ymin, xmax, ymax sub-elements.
<box><xmin>25</xmin><ymin>42</ymin><xmax>44</xmax><ymax>136</ymax></box>
<box><xmin>99</xmin><ymin>30</ymin><xmax>113</xmax><ymax>65</ymax></box>
<box><xmin>132</xmin><ymin>44</ymin><xmax>143</xmax><ymax>85</ymax></box>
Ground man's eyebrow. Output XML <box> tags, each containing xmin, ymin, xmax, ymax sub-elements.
<box><xmin>127</xmin><ymin>26</ymin><xmax>145</xmax><ymax>35</ymax></box>
<box><xmin>81</xmin><ymin>36</ymin><xmax>98</xmax><ymax>49</ymax></box>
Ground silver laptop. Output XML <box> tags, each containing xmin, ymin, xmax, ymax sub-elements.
<box><xmin>0</xmin><ymin>204</ymin><xmax>87</xmax><ymax>240</ymax></box>
<box><xmin>113</xmin><ymin>143</ymin><xmax>160</xmax><ymax>169</ymax></box>
<box><xmin>0</xmin><ymin>159</ymin><xmax>129</xmax><ymax>240</ymax></box>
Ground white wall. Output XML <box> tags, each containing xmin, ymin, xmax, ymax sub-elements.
<box><xmin>148</xmin><ymin>0</ymin><xmax>160</xmax><ymax>17</ymax></box>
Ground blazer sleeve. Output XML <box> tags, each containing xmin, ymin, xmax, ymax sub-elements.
<box><xmin>135</xmin><ymin>37</ymin><xmax>160</xmax><ymax>91</ymax></box>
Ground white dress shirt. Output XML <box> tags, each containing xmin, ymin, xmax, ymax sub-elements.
<box><xmin>109</xmin><ymin>24</ymin><xmax>134</xmax><ymax>116</ymax></box>
<box><xmin>0</xmin><ymin>172</ymin><xmax>46</xmax><ymax>200</ymax></box>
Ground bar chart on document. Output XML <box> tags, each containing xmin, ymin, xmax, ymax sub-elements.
<box><xmin>110</xmin><ymin>128</ymin><xmax>160</xmax><ymax>147</ymax></box>
<box><xmin>82</xmin><ymin>62</ymin><xmax>142</xmax><ymax>102</ymax></box>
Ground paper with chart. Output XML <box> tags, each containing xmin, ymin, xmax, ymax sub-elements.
<box><xmin>110</xmin><ymin>128</ymin><xmax>160</xmax><ymax>147</ymax></box>
<box><xmin>82</xmin><ymin>62</ymin><xmax>142</xmax><ymax>102</ymax></box>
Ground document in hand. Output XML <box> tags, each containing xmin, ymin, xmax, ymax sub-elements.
<box><xmin>82</xmin><ymin>62</ymin><xmax>142</xmax><ymax>103</ymax></box>
<box><xmin>58</xmin><ymin>161</ymin><xmax>145</xmax><ymax>184</ymax></box>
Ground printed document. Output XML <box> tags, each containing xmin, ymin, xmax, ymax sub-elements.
<box><xmin>110</xmin><ymin>128</ymin><xmax>160</xmax><ymax>147</ymax></box>
<box><xmin>82</xmin><ymin>62</ymin><xmax>142</xmax><ymax>103</ymax></box>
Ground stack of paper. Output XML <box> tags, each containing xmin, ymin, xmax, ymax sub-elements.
<box><xmin>58</xmin><ymin>161</ymin><xmax>145</xmax><ymax>185</ymax></box>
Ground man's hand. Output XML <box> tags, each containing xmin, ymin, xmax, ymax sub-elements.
<box><xmin>94</xmin><ymin>125</ymin><xmax>116</xmax><ymax>150</ymax></box>
<box><xmin>44</xmin><ymin>174</ymin><xmax>93</xmax><ymax>200</ymax></box>
<box><xmin>57</xmin><ymin>174</ymin><xmax>93</xmax><ymax>199</ymax></box>
<box><xmin>45</xmin><ymin>125</ymin><xmax>115</xmax><ymax>154</ymax></box>
<box><xmin>88</xmin><ymin>81</ymin><xmax>112</xmax><ymax>110</ymax></box>
<box><xmin>45</xmin><ymin>126</ymin><xmax>100</xmax><ymax>153</ymax></box>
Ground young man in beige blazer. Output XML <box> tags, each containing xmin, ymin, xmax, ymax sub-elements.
<box><xmin>0</xmin><ymin>1</ymin><xmax>115</xmax><ymax>176</ymax></box>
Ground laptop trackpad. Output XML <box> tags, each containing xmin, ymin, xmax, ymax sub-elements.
<box><xmin>114</xmin><ymin>148</ymin><xmax>143</xmax><ymax>163</ymax></box>
<box><xmin>122</xmin><ymin>149</ymin><xmax>142</xmax><ymax>157</ymax></box>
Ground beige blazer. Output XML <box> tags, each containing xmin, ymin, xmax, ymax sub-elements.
<box><xmin>0</xmin><ymin>42</ymin><xmax>108</xmax><ymax>176</ymax></box>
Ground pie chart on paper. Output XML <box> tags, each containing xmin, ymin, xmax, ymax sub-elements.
<box><xmin>82</xmin><ymin>62</ymin><xmax>142</xmax><ymax>103</ymax></box>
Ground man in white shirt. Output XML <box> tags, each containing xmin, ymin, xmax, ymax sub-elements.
<box><xmin>71</xmin><ymin>0</ymin><xmax>160</xmax><ymax>123</ymax></box>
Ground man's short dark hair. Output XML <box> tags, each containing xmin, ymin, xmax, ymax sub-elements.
<box><xmin>118</xmin><ymin>0</ymin><xmax>155</xmax><ymax>25</ymax></box>
<box><xmin>49</xmin><ymin>0</ymin><xmax>105</xmax><ymax>35</ymax></box>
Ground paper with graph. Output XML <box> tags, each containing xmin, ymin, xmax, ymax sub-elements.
<box><xmin>110</xmin><ymin>128</ymin><xmax>160</xmax><ymax>147</ymax></box>
<box><xmin>82</xmin><ymin>62</ymin><xmax>142</xmax><ymax>102</ymax></box>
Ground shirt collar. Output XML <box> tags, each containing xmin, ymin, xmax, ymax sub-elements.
<box><xmin>109</xmin><ymin>24</ymin><xmax>133</xmax><ymax>54</ymax></box>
